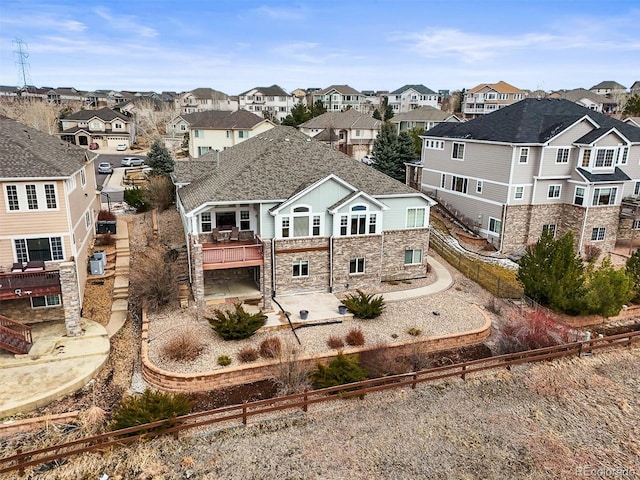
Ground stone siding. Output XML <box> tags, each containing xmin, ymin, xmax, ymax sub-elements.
<box><xmin>59</xmin><ymin>261</ymin><xmax>82</xmax><ymax>336</ymax></box>
<box><xmin>581</xmin><ymin>206</ymin><xmax>620</xmax><ymax>254</ymax></box>
<box><xmin>0</xmin><ymin>298</ymin><xmax>64</xmax><ymax>324</ymax></box>
<box><xmin>380</xmin><ymin>229</ymin><xmax>430</xmax><ymax>282</ymax></box>
<box><xmin>273</xmin><ymin>237</ymin><xmax>331</xmax><ymax>295</ymax></box>
<box><xmin>332</xmin><ymin>235</ymin><xmax>383</xmax><ymax>292</ymax></box>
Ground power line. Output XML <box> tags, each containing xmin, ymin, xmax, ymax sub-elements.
<box><xmin>13</xmin><ymin>38</ymin><xmax>32</xmax><ymax>88</ymax></box>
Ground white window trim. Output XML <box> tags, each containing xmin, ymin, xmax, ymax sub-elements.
<box><xmin>406</xmin><ymin>207</ymin><xmax>427</xmax><ymax>228</ymax></box>
<box><xmin>519</xmin><ymin>147</ymin><xmax>529</xmax><ymax>164</ymax></box>
<box><xmin>547</xmin><ymin>184</ymin><xmax>562</xmax><ymax>199</ymax></box>
<box><xmin>337</xmin><ymin>204</ymin><xmax>379</xmax><ymax>236</ymax></box>
<box><xmin>452</xmin><ymin>142</ymin><xmax>465</xmax><ymax>161</ymax></box>
<box><xmin>404</xmin><ymin>249</ymin><xmax>423</xmax><ymax>265</ymax></box>
<box><xmin>488</xmin><ymin>217</ymin><xmax>502</xmax><ymax>235</ymax></box>
<box><xmin>31</xmin><ymin>294</ymin><xmax>61</xmax><ymax>309</ymax></box>
<box><xmin>555</xmin><ymin>148</ymin><xmax>570</xmax><ymax>164</ymax></box>
<box><xmin>349</xmin><ymin>257</ymin><xmax>366</xmax><ymax>275</ymax></box>
<box><xmin>514</xmin><ymin>186</ymin><xmax>524</xmax><ymax>200</ymax></box>
<box><xmin>476</xmin><ymin>180</ymin><xmax>483</xmax><ymax>194</ymax></box>
<box><xmin>574</xmin><ymin>186</ymin><xmax>586</xmax><ymax>206</ymax></box>
<box><xmin>292</xmin><ymin>259</ymin><xmax>309</xmax><ymax>278</ymax></box>
<box><xmin>591</xmin><ymin>227</ymin><xmax>606</xmax><ymax>242</ymax></box>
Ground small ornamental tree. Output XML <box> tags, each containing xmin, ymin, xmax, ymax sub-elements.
<box><xmin>310</xmin><ymin>353</ymin><xmax>367</xmax><ymax>389</ymax></box>
<box><xmin>146</xmin><ymin>139</ymin><xmax>174</xmax><ymax>176</ymax></box>
<box><xmin>109</xmin><ymin>389</ymin><xmax>191</xmax><ymax>434</ymax></box>
<box><xmin>207</xmin><ymin>303</ymin><xmax>266</xmax><ymax>340</ymax></box>
<box><xmin>517</xmin><ymin>230</ymin><xmax>584</xmax><ymax>314</ymax></box>
<box><xmin>583</xmin><ymin>257</ymin><xmax>633</xmax><ymax>317</ymax></box>
<box><xmin>342</xmin><ymin>290</ymin><xmax>385</xmax><ymax>319</ymax></box>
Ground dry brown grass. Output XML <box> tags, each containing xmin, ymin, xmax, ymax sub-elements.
<box><xmin>259</xmin><ymin>337</ymin><xmax>282</xmax><ymax>359</ymax></box>
<box><xmin>345</xmin><ymin>327</ymin><xmax>365</xmax><ymax>346</ymax></box>
<box><xmin>161</xmin><ymin>328</ymin><xmax>206</xmax><ymax>362</ymax></box>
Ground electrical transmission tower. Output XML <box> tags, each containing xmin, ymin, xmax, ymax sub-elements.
<box><xmin>13</xmin><ymin>38</ymin><xmax>32</xmax><ymax>88</ymax></box>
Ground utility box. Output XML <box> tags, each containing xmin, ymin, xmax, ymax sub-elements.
<box><xmin>93</xmin><ymin>250</ymin><xmax>107</xmax><ymax>267</ymax></box>
<box><xmin>90</xmin><ymin>258</ymin><xmax>105</xmax><ymax>275</ymax></box>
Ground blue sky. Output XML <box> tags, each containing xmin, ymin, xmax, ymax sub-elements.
<box><xmin>0</xmin><ymin>0</ymin><xmax>638</xmax><ymax>95</ymax></box>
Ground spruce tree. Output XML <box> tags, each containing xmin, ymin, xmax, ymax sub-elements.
<box><xmin>146</xmin><ymin>139</ymin><xmax>174</xmax><ymax>176</ymax></box>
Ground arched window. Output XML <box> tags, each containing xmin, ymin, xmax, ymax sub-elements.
<box><xmin>339</xmin><ymin>204</ymin><xmax>378</xmax><ymax>236</ymax></box>
<box><xmin>281</xmin><ymin>205</ymin><xmax>321</xmax><ymax>238</ymax></box>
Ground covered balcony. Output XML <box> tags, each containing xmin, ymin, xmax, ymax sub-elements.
<box><xmin>202</xmin><ymin>237</ymin><xmax>264</xmax><ymax>270</ymax></box>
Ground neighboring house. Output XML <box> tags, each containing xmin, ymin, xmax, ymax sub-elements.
<box><xmin>0</xmin><ymin>86</ymin><xmax>19</xmax><ymax>102</ymax></box>
<box><xmin>389</xmin><ymin>106</ymin><xmax>462</xmax><ymax>134</ymax></box>
<box><xmin>590</xmin><ymin>81</ymin><xmax>627</xmax><ymax>96</ymax></box>
<box><xmin>174</xmin><ymin>126</ymin><xmax>434</xmax><ymax>310</ymax></box>
<box><xmin>46</xmin><ymin>87</ymin><xmax>85</xmax><ymax>104</ymax></box>
<box><xmin>630</xmin><ymin>81</ymin><xmax>640</xmax><ymax>94</ymax></box>
<box><xmin>298</xmin><ymin>109</ymin><xmax>381</xmax><ymax>160</ymax></box>
<box><xmin>0</xmin><ymin>117</ymin><xmax>100</xmax><ymax>340</ymax></box>
<box><xmin>59</xmin><ymin>107</ymin><xmax>136</xmax><ymax>149</ymax></box>
<box><xmin>408</xmin><ymin>98</ymin><xmax>640</xmax><ymax>255</ymax></box>
<box><xmin>174</xmin><ymin>88</ymin><xmax>237</xmax><ymax>114</ymax></box>
<box><xmin>312</xmin><ymin>85</ymin><xmax>367</xmax><ymax>112</ymax></box>
<box><xmin>462</xmin><ymin>81</ymin><xmax>526</xmax><ymax>118</ymax></box>
<box><xmin>548</xmin><ymin>88</ymin><xmax>617</xmax><ymax>114</ymax></box>
<box><xmin>238</xmin><ymin>85</ymin><xmax>295</xmax><ymax>122</ymax></box>
<box><xmin>187</xmin><ymin>110</ymin><xmax>275</xmax><ymax>157</ymax></box>
<box><xmin>387</xmin><ymin>85</ymin><xmax>440</xmax><ymax>113</ymax></box>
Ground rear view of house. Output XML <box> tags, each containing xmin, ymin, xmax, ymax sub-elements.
<box><xmin>0</xmin><ymin>117</ymin><xmax>100</xmax><ymax>349</ymax></box>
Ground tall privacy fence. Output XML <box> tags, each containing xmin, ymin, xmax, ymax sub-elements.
<box><xmin>429</xmin><ymin>228</ymin><xmax>523</xmax><ymax>298</ymax></box>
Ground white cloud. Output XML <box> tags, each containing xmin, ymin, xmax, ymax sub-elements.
<box><xmin>252</xmin><ymin>6</ymin><xmax>307</xmax><ymax>21</ymax></box>
<box><xmin>93</xmin><ymin>6</ymin><xmax>158</xmax><ymax>38</ymax></box>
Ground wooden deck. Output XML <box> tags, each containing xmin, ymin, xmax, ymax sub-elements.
<box><xmin>202</xmin><ymin>240</ymin><xmax>264</xmax><ymax>270</ymax></box>
<box><xmin>0</xmin><ymin>270</ymin><xmax>61</xmax><ymax>301</ymax></box>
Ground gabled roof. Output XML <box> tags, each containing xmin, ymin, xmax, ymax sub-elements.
<box><xmin>177</xmin><ymin>126</ymin><xmax>422</xmax><ymax>212</ymax></box>
<box><xmin>315</xmin><ymin>85</ymin><xmax>362</xmax><ymax>95</ymax></box>
<box><xmin>185</xmin><ymin>87</ymin><xmax>229</xmax><ymax>99</ymax></box>
<box><xmin>623</xmin><ymin>117</ymin><xmax>640</xmax><ymax>128</ymax></box>
<box><xmin>424</xmin><ymin>98</ymin><xmax>640</xmax><ymax>144</ymax></box>
<box><xmin>590</xmin><ymin>81</ymin><xmax>626</xmax><ymax>90</ymax></box>
<box><xmin>467</xmin><ymin>80</ymin><xmax>523</xmax><ymax>94</ymax></box>
<box><xmin>390</xmin><ymin>84</ymin><xmax>436</xmax><ymax>95</ymax></box>
<box><xmin>552</xmin><ymin>88</ymin><xmax>616</xmax><ymax>106</ymax></box>
<box><xmin>575</xmin><ymin>127</ymin><xmax>629</xmax><ymax>145</ymax></box>
<box><xmin>631</xmin><ymin>81</ymin><xmax>640</xmax><ymax>91</ymax></box>
<box><xmin>390</xmin><ymin>106</ymin><xmax>458</xmax><ymax>123</ymax></box>
<box><xmin>240</xmin><ymin>84</ymin><xmax>290</xmax><ymax>96</ymax></box>
<box><xmin>0</xmin><ymin>116</ymin><xmax>94</xmax><ymax>179</ymax></box>
<box><xmin>64</xmin><ymin>107</ymin><xmax>129</xmax><ymax>122</ymax></box>
<box><xmin>299</xmin><ymin>109</ymin><xmax>381</xmax><ymax>130</ymax></box>
<box><xmin>189</xmin><ymin>110</ymin><xmax>269</xmax><ymax>129</ymax></box>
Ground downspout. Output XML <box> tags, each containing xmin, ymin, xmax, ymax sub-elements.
<box><xmin>329</xmin><ymin>235</ymin><xmax>334</xmax><ymax>293</ymax></box>
<box><xmin>271</xmin><ymin>237</ymin><xmax>276</xmax><ymax>298</ymax></box>
<box><xmin>578</xmin><ymin>194</ymin><xmax>590</xmax><ymax>255</ymax></box>
<box><xmin>499</xmin><ymin>203</ymin><xmax>507</xmax><ymax>253</ymax></box>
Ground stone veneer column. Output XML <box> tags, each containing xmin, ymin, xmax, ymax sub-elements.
<box><xmin>58</xmin><ymin>261</ymin><xmax>83</xmax><ymax>336</ymax></box>
<box><xmin>192</xmin><ymin>243</ymin><xmax>205</xmax><ymax>319</ymax></box>
<box><xmin>261</xmin><ymin>240</ymin><xmax>273</xmax><ymax>311</ymax></box>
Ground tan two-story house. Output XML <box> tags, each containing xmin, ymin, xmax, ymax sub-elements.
<box><xmin>1</xmin><ymin>117</ymin><xmax>101</xmax><ymax>349</ymax></box>
<box><xmin>59</xmin><ymin>107</ymin><xmax>136</xmax><ymax>149</ymax></box>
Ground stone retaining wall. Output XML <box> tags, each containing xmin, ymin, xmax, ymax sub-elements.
<box><xmin>140</xmin><ymin>307</ymin><xmax>491</xmax><ymax>393</ymax></box>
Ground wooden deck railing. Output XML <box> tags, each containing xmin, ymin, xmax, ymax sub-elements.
<box><xmin>1</xmin><ymin>329</ymin><xmax>638</xmax><ymax>476</ymax></box>
<box><xmin>202</xmin><ymin>239</ymin><xmax>264</xmax><ymax>268</ymax></box>
<box><xmin>0</xmin><ymin>270</ymin><xmax>61</xmax><ymax>297</ymax></box>
<box><xmin>0</xmin><ymin>314</ymin><xmax>32</xmax><ymax>350</ymax></box>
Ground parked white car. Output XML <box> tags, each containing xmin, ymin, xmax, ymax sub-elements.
<box><xmin>361</xmin><ymin>155</ymin><xmax>376</xmax><ymax>165</ymax></box>
<box><xmin>120</xmin><ymin>157</ymin><xmax>145</xmax><ymax>167</ymax></box>
<box><xmin>116</xmin><ymin>144</ymin><xmax>127</xmax><ymax>151</ymax></box>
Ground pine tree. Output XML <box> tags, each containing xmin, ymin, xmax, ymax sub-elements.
<box><xmin>281</xmin><ymin>102</ymin><xmax>310</xmax><ymax>127</ymax></box>
<box><xmin>372</xmin><ymin>122</ymin><xmax>407</xmax><ymax>181</ymax></box>
<box><xmin>146</xmin><ymin>139</ymin><xmax>174</xmax><ymax>176</ymax></box>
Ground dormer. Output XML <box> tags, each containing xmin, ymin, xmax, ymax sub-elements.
<box><xmin>575</xmin><ymin>127</ymin><xmax>631</xmax><ymax>174</ymax></box>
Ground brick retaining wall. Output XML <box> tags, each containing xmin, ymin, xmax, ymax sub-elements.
<box><xmin>140</xmin><ymin>307</ymin><xmax>491</xmax><ymax>393</ymax></box>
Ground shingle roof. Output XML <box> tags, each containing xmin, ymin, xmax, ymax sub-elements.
<box><xmin>424</xmin><ymin>98</ymin><xmax>640</xmax><ymax>144</ymax></box>
<box><xmin>389</xmin><ymin>84</ymin><xmax>436</xmax><ymax>95</ymax></box>
<box><xmin>189</xmin><ymin>110</ymin><xmax>268</xmax><ymax>129</ymax></box>
<box><xmin>467</xmin><ymin>80</ymin><xmax>523</xmax><ymax>94</ymax></box>
<box><xmin>299</xmin><ymin>109</ymin><xmax>381</xmax><ymax>129</ymax></box>
<box><xmin>390</xmin><ymin>106</ymin><xmax>456</xmax><ymax>123</ymax></box>
<box><xmin>177</xmin><ymin>126</ymin><xmax>420</xmax><ymax>212</ymax></box>
<box><xmin>173</xmin><ymin>158</ymin><xmax>218</xmax><ymax>184</ymax></box>
<box><xmin>0</xmin><ymin>116</ymin><xmax>93</xmax><ymax>179</ymax></box>
<box><xmin>64</xmin><ymin>107</ymin><xmax>129</xmax><ymax>122</ymax></box>
<box><xmin>553</xmin><ymin>88</ymin><xmax>616</xmax><ymax>106</ymax></box>
<box><xmin>187</xmin><ymin>87</ymin><xmax>229</xmax><ymax>99</ymax></box>
<box><xmin>577</xmin><ymin>167</ymin><xmax>630</xmax><ymax>183</ymax></box>
<box><xmin>590</xmin><ymin>81</ymin><xmax>626</xmax><ymax>90</ymax></box>
<box><xmin>240</xmin><ymin>84</ymin><xmax>290</xmax><ymax>96</ymax></box>
<box><xmin>315</xmin><ymin>85</ymin><xmax>362</xmax><ymax>95</ymax></box>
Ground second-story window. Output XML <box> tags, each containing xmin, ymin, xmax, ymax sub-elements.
<box><xmin>574</xmin><ymin>187</ymin><xmax>585</xmax><ymax>205</ymax></box>
<box><xmin>80</xmin><ymin>168</ymin><xmax>86</xmax><ymax>187</ymax></box>
<box><xmin>452</xmin><ymin>142</ymin><xmax>465</xmax><ymax>160</ymax></box>
<box><xmin>26</xmin><ymin>184</ymin><xmax>38</xmax><ymax>209</ymax></box>
<box><xmin>592</xmin><ymin>187</ymin><xmax>617</xmax><ymax>206</ymax></box>
<box><xmin>451</xmin><ymin>176</ymin><xmax>468</xmax><ymax>193</ymax></box>
<box><xmin>556</xmin><ymin>148</ymin><xmax>570</xmax><ymax>163</ymax></box>
<box><xmin>519</xmin><ymin>147</ymin><xmax>529</xmax><ymax>163</ymax></box>
<box><xmin>582</xmin><ymin>150</ymin><xmax>591</xmax><ymax>167</ymax></box>
<box><xmin>548</xmin><ymin>185</ymin><xmax>561</xmax><ymax>199</ymax></box>
<box><xmin>595</xmin><ymin>148</ymin><xmax>615</xmax><ymax>167</ymax></box>
<box><xmin>406</xmin><ymin>207</ymin><xmax>427</xmax><ymax>228</ymax></box>
<box><xmin>45</xmin><ymin>184</ymin><xmax>57</xmax><ymax>209</ymax></box>
<box><xmin>6</xmin><ymin>185</ymin><xmax>19</xmax><ymax>210</ymax></box>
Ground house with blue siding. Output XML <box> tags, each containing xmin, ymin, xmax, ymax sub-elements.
<box><xmin>174</xmin><ymin>127</ymin><xmax>434</xmax><ymax>310</ymax></box>
<box><xmin>407</xmin><ymin>98</ymin><xmax>640</xmax><ymax>256</ymax></box>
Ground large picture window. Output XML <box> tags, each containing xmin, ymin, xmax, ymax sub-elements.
<box><xmin>592</xmin><ymin>187</ymin><xmax>617</xmax><ymax>206</ymax></box>
<box><xmin>339</xmin><ymin>205</ymin><xmax>377</xmax><ymax>236</ymax></box>
<box><xmin>14</xmin><ymin>237</ymin><xmax>64</xmax><ymax>263</ymax></box>
<box><xmin>595</xmin><ymin>149</ymin><xmax>615</xmax><ymax>167</ymax></box>
<box><xmin>406</xmin><ymin>207</ymin><xmax>426</xmax><ymax>228</ymax></box>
